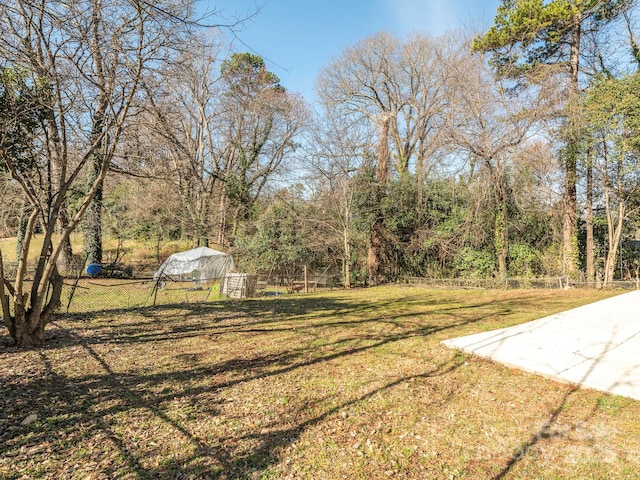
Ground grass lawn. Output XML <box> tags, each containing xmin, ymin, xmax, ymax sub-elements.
<box><xmin>1</xmin><ymin>286</ymin><xmax>639</xmax><ymax>479</ymax></box>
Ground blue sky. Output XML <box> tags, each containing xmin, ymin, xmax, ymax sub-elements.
<box><xmin>205</xmin><ymin>0</ymin><xmax>502</xmax><ymax>103</ymax></box>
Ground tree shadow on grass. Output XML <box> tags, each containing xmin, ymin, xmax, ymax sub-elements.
<box><xmin>489</xmin><ymin>324</ymin><xmax>628</xmax><ymax>479</ymax></box>
<box><xmin>0</xmin><ymin>291</ymin><xmax>569</xmax><ymax>478</ymax></box>
<box><xmin>1</xmin><ymin>336</ymin><xmax>465</xmax><ymax>477</ymax></box>
<box><xmin>45</xmin><ymin>291</ymin><xmax>537</xmax><ymax>348</ymax></box>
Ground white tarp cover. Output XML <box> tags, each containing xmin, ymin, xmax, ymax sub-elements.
<box><xmin>154</xmin><ymin>246</ymin><xmax>234</xmax><ymax>281</ymax></box>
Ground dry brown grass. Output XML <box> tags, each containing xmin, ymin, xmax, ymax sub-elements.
<box><xmin>1</xmin><ymin>286</ymin><xmax>638</xmax><ymax>479</ymax></box>
<box><xmin>0</xmin><ymin>234</ymin><xmax>188</xmax><ymax>265</ymax></box>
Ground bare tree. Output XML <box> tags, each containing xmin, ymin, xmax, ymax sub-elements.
<box><xmin>0</xmin><ymin>0</ymin><xmax>201</xmax><ymax>346</ymax></box>
<box><xmin>141</xmin><ymin>36</ymin><xmax>226</xmax><ymax>248</ymax></box>
<box><xmin>304</xmin><ymin>112</ymin><xmax>372</xmax><ymax>288</ymax></box>
<box><xmin>396</xmin><ymin>33</ymin><xmax>450</xmax><ymax>199</ymax></box>
<box><xmin>444</xmin><ymin>46</ymin><xmax>556</xmax><ymax>278</ymax></box>
<box><xmin>218</xmin><ymin>53</ymin><xmax>309</xmax><ymax>245</ymax></box>
<box><xmin>317</xmin><ymin>31</ymin><xmax>449</xmax><ymax>283</ymax></box>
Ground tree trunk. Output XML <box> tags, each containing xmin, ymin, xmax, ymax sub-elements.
<box><xmin>216</xmin><ymin>188</ymin><xmax>227</xmax><ymax>247</ymax></box>
<box><xmin>12</xmin><ymin>308</ymin><xmax>46</xmax><ymax>347</ymax></box>
<box><xmin>83</xmin><ymin>1</ymin><xmax>108</xmax><ymax>268</ymax></box>
<box><xmin>490</xmin><ymin>163</ymin><xmax>509</xmax><ymax>280</ymax></box>
<box><xmin>495</xmin><ymin>193</ymin><xmax>508</xmax><ymax>280</ymax></box>
<box><xmin>0</xmin><ymin>249</ymin><xmax>13</xmax><ymax>336</ymax></box>
<box><xmin>196</xmin><ymin>187</ymin><xmax>211</xmax><ymax>248</ymax></box>
<box><xmin>84</xmin><ymin>154</ymin><xmax>103</xmax><ymax>266</ymax></box>
<box><xmin>43</xmin><ymin>110</ymin><xmax>74</xmax><ymax>275</ymax></box>
<box><xmin>604</xmin><ymin>213</ymin><xmax>623</xmax><ymax>286</ymax></box>
<box><xmin>57</xmin><ymin>216</ymin><xmax>74</xmax><ymax>275</ymax></box>
<box><xmin>39</xmin><ymin>81</ymin><xmax>74</xmax><ymax>275</ymax></box>
<box><xmin>562</xmin><ymin>148</ymin><xmax>579</xmax><ymax>278</ymax></box>
<box><xmin>367</xmin><ymin>113</ymin><xmax>391</xmax><ymax>285</ymax></box>
<box><xmin>343</xmin><ymin>223</ymin><xmax>351</xmax><ymax>289</ymax></box>
<box><xmin>585</xmin><ymin>156</ymin><xmax>595</xmax><ymax>283</ymax></box>
<box><xmin>562</xmin><ymin>14</ymin><xmax>582</xmax><ymax>278</ymax></box>
<box><xmin>197</xmin><ymin>235</ymin><xmax>209</xmax><ymax>248</ymax></box>
<box><xmin>11</xmin><ymin>268</ymin><xmax>63</xmax><ymax>347</ymax></box>
<box><xmin>603</xmin><ymin>189</ymin><xmax>625</xmax><ymax>286</ymax></box>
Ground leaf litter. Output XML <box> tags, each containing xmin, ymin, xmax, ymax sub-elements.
<box><xmin>0</xmin><ymin>286</ymin><xmax>638</xmax><ymax>479</ymax></box>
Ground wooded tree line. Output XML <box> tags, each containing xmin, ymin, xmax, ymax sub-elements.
<box><xmin>0</xmin><ymin>0</ymin><xmax>639</xmax><ymax>345</ymax></box>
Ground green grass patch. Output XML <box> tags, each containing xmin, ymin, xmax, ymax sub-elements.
<box><xmin>1</xmin><ymin>286</ymin><xmax>638</xmax><ymax>479</ymax></box>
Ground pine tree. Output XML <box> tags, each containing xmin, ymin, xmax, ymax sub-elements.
<box><xmin>473</xmin><ymin>0</ymin><xmax>631</xmax><ymax>278</ymax></box>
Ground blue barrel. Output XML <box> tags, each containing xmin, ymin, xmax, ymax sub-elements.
<box><xmin>86</xmin><ymin>263</ymin><xmax>102</xmax><ymax>277</ymax></box>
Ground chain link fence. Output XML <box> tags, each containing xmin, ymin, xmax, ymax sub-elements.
<box><xmin>58</xmin><ymin>274</ymin><xmax>637</xmax><ymax>314</ymax></box>
<box><xmin>5</xmin><ymin>272</ymin><xmax>636</xmax><ymax>316</ymax></box>
<box><xmin>56</xmin><ymin>273</ymin><xmax>342</xmax><ymax>314</ymax></box>
<box><xmin>400</xmin><ymin>276</ymin><xmax>640</xmax><ymax>290</ymax></box>
<box><xmin>60</xmin><ymin>278</ymin><xmax>203</xmax><ymax>313</ymax></box>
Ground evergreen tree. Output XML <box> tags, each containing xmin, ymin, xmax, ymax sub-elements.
<box><xmin>473</xmin><ymin>0</ymin><xmax>632</xmax><ymax>277</ymax></box>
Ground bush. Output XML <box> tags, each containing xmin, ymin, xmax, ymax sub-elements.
<box><xmin>508</xmin><ymin>244</ymin><xmax>540</xmax><ymax>278</ymax></box>
<box><xmin>453</xmin><ymin>247</ymin><xmax>495</xmax><ymax>278</ymax></box>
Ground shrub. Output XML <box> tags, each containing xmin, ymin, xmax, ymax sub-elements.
<box><xmin>453</xmin><ymin>247</ymin><xmax>495</xmax><ymax>278</ymax></box>
<box><xmin>508</xmin><ymin>244</ymin><xmax>541</xmax><ymax>278</ymax></box>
